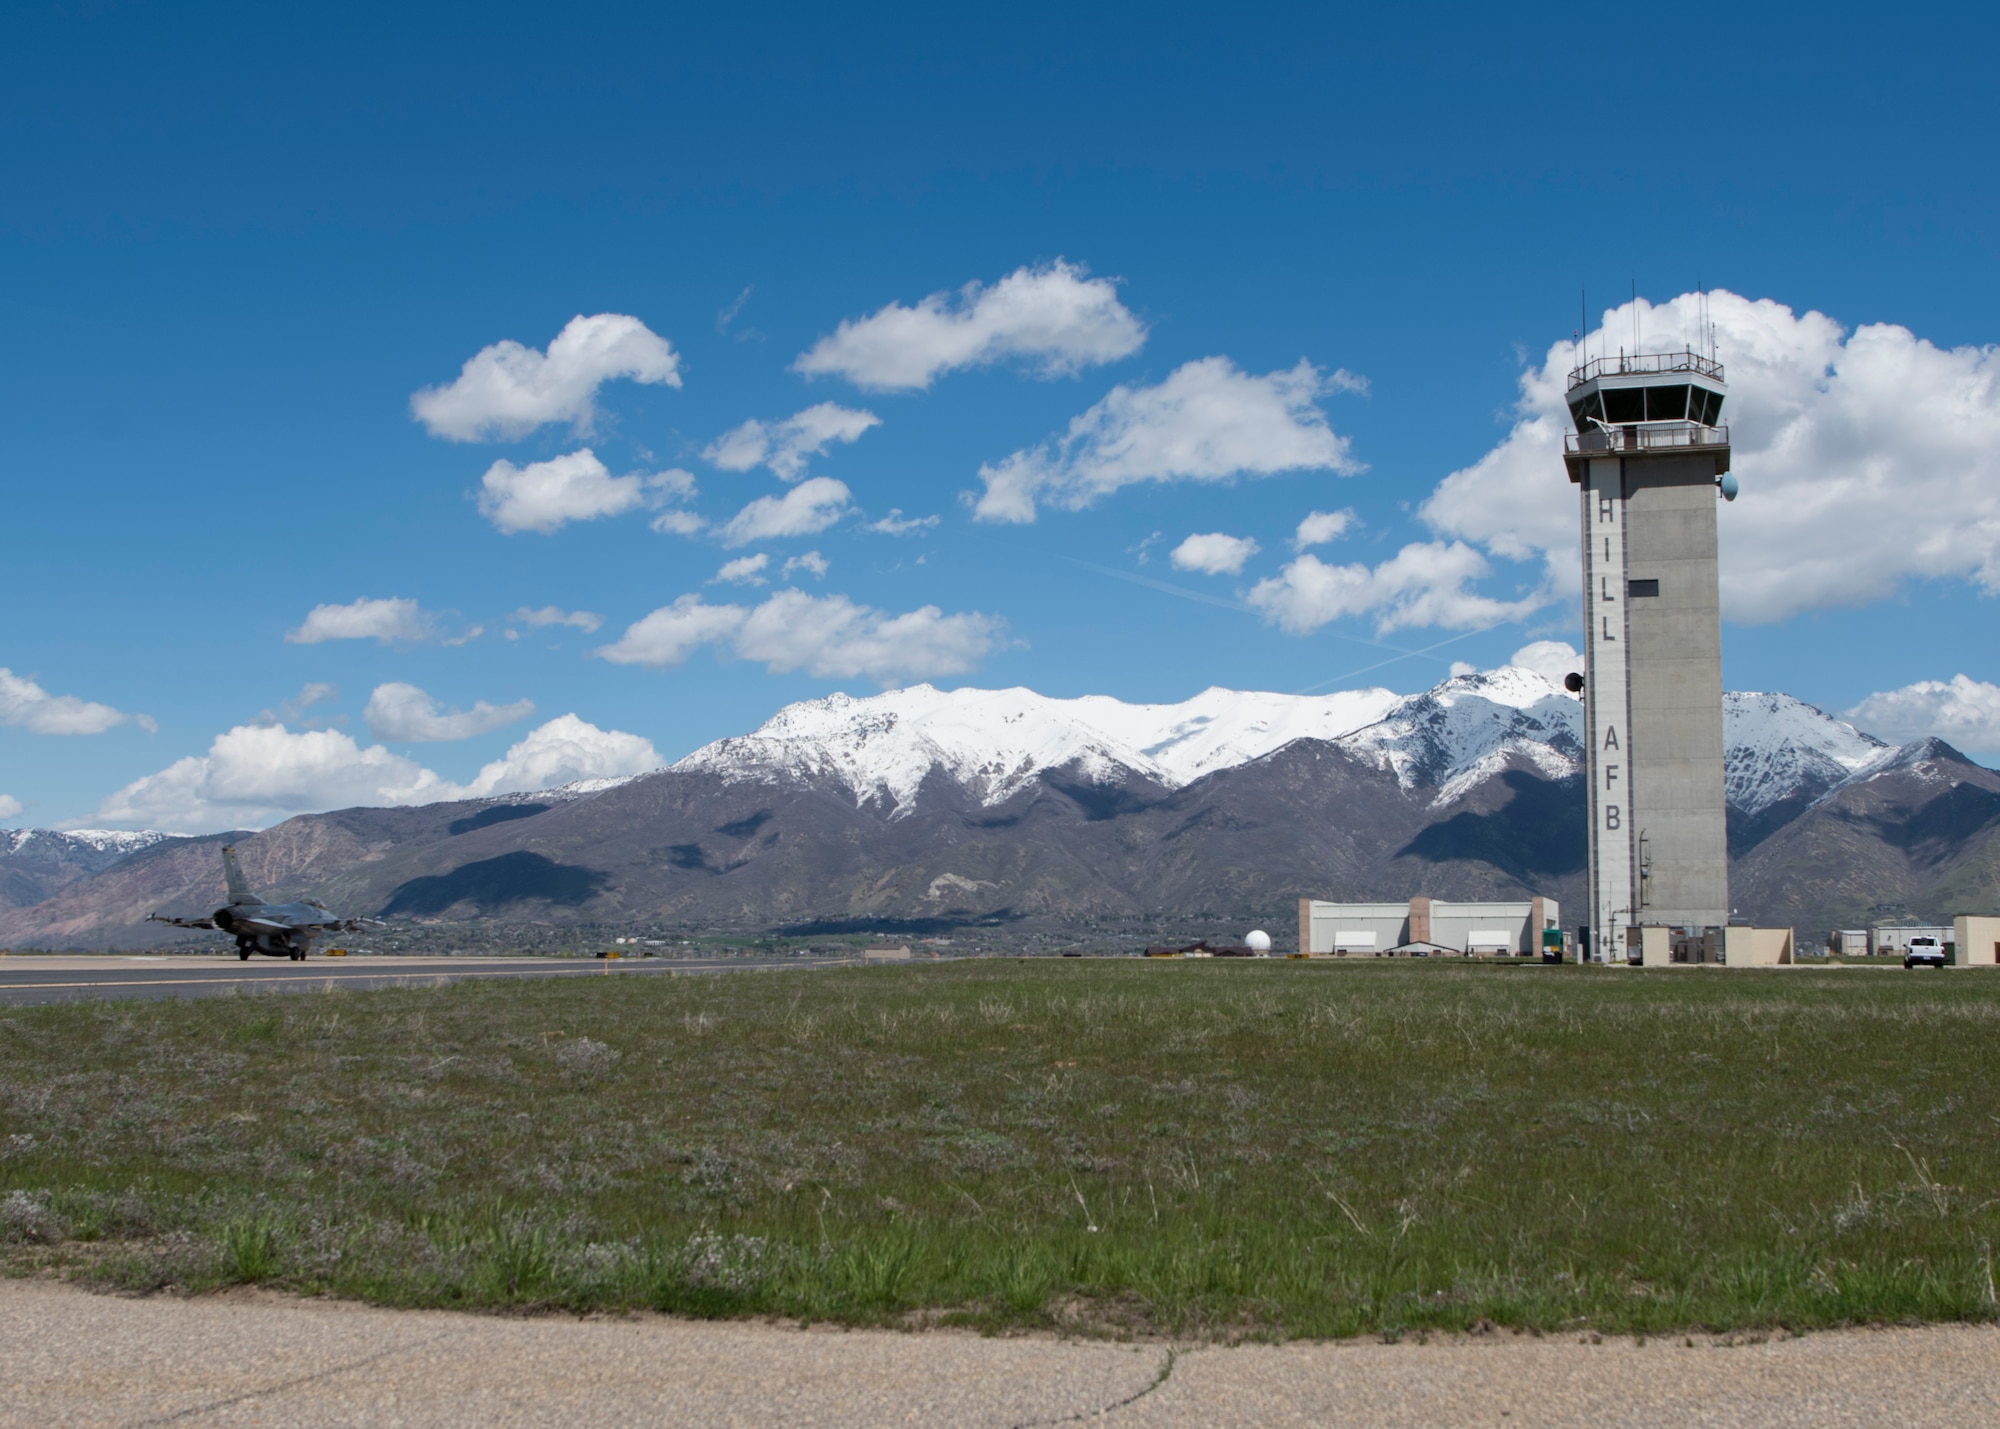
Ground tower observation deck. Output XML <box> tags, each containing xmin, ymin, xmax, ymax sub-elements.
<box><xmin>1562</xmin><ymin>349</ymin><xmax>1734</xmax><ymax>959</ymax></box>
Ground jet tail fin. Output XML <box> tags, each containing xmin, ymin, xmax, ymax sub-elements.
<box><xmin>220</xmin><ymin>845</ymin><xmax>264</xmax><ymax>906</ymax></box>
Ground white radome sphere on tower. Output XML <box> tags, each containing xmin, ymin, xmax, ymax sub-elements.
<box><xmin>1245</xmin><ymin>929</ymin><xmax>1272</xmax><ymax>952</ymax></box>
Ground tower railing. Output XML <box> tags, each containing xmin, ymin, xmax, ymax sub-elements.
<box><xmin>1564</xmin><ymin>423</ymin><xmax>1729</xmax><ymax>454</ymax></box>
<box><xmin>1566</xmin><ymin>351</ymin><xmax>1724</xmax><ymax>388</ymax></box>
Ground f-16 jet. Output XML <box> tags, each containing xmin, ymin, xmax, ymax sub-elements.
<box><xmin>147</xmin><ymin>845</ymin><xmax>377</xmax><ymax>960</ymax></box>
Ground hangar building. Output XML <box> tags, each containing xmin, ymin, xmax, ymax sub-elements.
<box><xmin>1297</xmin><ymin>895</ymin><xmax>1560</xmax><ymax>956</ymax></box>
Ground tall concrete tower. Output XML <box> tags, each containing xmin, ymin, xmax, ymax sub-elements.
<box><xmin>1562</xmin><ymin>351</ymin><xmax>1735</xmax><ymax>959</ymax></box>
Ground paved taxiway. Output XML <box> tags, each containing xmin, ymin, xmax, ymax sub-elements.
<box><xmin>0</xmin><ymin>953</ymin><xmax>827</xmax><ymax>1005</ymax></box>
<box><xmin>6</xmin><ymin>1279</ymin><xmax>1999</xmax><ymax>1427</ymax></box>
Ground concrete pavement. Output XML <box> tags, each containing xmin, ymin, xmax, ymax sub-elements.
<box><xmin>0</xmin><ymin>954</ymin><xmax>828</xmax><ymax>1006</ymax></box>
<box><xmin>4</xmin><ymin>1278</ymin><xmax>1998</xmax><ymax>1427</ymax></box>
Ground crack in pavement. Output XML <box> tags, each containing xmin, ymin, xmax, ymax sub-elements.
<box><xmin>121</xmin><ymin>1326</ymin><xmax>462</xmax><ymax>1427</ymax></box>
<box><xmin>1012</xmin><ymin>1345</ymin><xmax>1181</xmax><ymax>1427</ymax></box>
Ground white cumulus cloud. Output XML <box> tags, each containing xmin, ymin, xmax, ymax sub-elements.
<box><xmin>650</xmin><ymin>510</ymin><xmax>705</xmax><ymax>537</ymax></box>
<box><xmin>410</xmin><ymin>313</ymin><xmax>681</xmax><ymax>442</ymax></box>
<box><xmin>865</xmin><ymin>509</ymin><xmax>940</xmax><ymax>535</ymax></box>
<box><xmin>1245</xmin><ymin>542</ymin><xmax>1542</xmax><ymax>637</ymax></box>
<box><xmin>1421</xmin><ymin>289</ymin><xmax>2000</xmax><ymax>623</ymax></box>
<box><xmin>92</xmin><ymin>714</ymin><xmax>660</xmax><ymax>833</ymax></box>
<box><xmin>734</xmin><ymin>591</ymin><xmax>1002</xmax><ymax>682</ymax></box>
<box><xmin>719</xmin><ymin>476</ymin><xmax>854</xmax><ymax>547</ymax></box>
<box><xmin>972</xmin><ymin>357</ymin><xmax>1365</xmax><ymax>523</ymax></box>
<box><xmin>364</xmin><ymin>683</ymin><xmax>536</xmax><ymax>743</ymax></box>
<box><xmin>1507</xmin><ymin>640</ymin><xmax>1583</xmax><ymax>689</ymax></box>
<box><xmin>285</xmin><ymin>597</ymin><xmax>439</xmax><ymax>646</ymax></box>
<box><xmin>1845</xmin><ymin>675</ymin><xmax>2000</xmax><ymax>756</ymax></box>
<box><xmin>704</xmin><ymin>402</ymin><xmax>880</xmax><ymax>481</ymax></box>
<box><xmin>257</xmin><ymin>683</ymin><xmax>339</xmax><ymax>727</ymax></box>
<box><xmin>596</xmin><ymin>590</ymin><xmax>1004</xmax><ymax>685</ymax></box>
<box><xmin>593</xmin><ymin>595</ymin><xmax>753</xmax><ymax>669</ymax></box>
<box><xmin>783</xmin><ymin>550</ymin><xmax>830</xmax><ymax>579</ymax></box>
<box><xmin>1169</xmin><ymin>532</ymin><xmax>1260</xmax><ymax>576</ymax></box>
<box><xmin>1293</xmin><ymin>509</ymin><xmax>1356</xmax><ymax>550</ymax></box>
<box><xmin>456</xmin><ymin>714</ymin><xmax>662</xmax><ymax>798</ymax></box>
<box><xmin>95</xmin><ymin>724</ymin><xmax>456</xmax><ymax>832</ymax></box>
<box><xmin>712</xmin><ymin>553</ymin><xmax>770</xmax><ymax>586</ymax></box>
<box><xmin>283</xmin><ymin>682</ymin><xmax>338</xmax><ymax>716</ymax></box>
<box><xmin>0</xmin><ymin>668</ymin><xmax>152</xmax><ymax>735</ymax></box>
<box><xmin>0</xmin><ymin>794</ymin><xmax>22</xmax><ymax>820</ymax></box>
<box><xmin>477</xmin><ymin>450</ymin><xmax>693</xmax><ymax>536</ymax></box>
<box><xmin>793</xmin><ymin>260</ymin><xmax>1145</xmax><ymax>391</ymax></box>
<box><xmin>510</xmin><ymin>607</ymin><xmax>604</xmax><ymax>633</ymax></box>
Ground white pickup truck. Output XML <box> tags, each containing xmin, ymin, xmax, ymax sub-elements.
<box><xmin>1904</xmin><ymin>935</ymin><xmax>1947</xmax><ymax>969</ymax></box>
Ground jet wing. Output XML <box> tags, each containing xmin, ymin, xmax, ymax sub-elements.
<box><xmin>250</xmin><ymin>900</ymin><xmax>384</xmax><ymax>933</ymax></box>
<box><xmin>296</xmin><ymin>915</ymin><xmax>384</xmax><ymax>933</ymax></box>
<box><xmin>145</xmin><ymin>913</ymin><xmax>218</xmax><ymax>930</ymax></box>
<box><xmin>236</xmin><ymin>912</ymin><xmax>298</xmax><ymax>936</ymax></box>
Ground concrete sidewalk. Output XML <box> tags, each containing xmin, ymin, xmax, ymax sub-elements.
<box><xmin>5</xmin><ymin>1277</ymin><xmax>1998</xmax><ymax>1427</ymax></box>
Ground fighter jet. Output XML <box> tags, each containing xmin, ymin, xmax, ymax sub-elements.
<box><xmin>147</xmin><ymin>845</ymin><xmax>376</xmax><ymax>961</ymax></box>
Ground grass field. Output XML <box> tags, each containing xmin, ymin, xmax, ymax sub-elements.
<box><xmin>5</xmin><ymin>959</ymin><xmax>2000</xmax><ymax>1338</ymax></box>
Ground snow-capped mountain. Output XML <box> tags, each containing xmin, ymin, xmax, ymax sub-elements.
<box><xmin>1331</xmin><ymin>666</ymin><xmax>1585</xmax><ymax>803</ymax></box>
<box><xmin>2</xmin><ymin>669</ymin><xmax>1989</xmax><ymax>949</ymax></box>
<box><xmin>1722</xmin><ymin>693</ymin><xmax>1886</xmax><ymax>815</ymax></box>
<box><xmin>1731</xmin><ymin>735</ymin><xmax>2000</xmax><ymax>931</ymax></box>
<box><xmin>0</xmin><ymin>828</ymin><xmax>178</xmax><ymax>858</ymax></box>
<box><xmin>0</xmin><ymin>827</ymin><xmax>184</xmax><ymax>914</ymax></box>
<box><xmin>672</xmin><ymin>668</ymin><xmax>1885</xmax><ymax>818</ymax></box>
<box><xmin>1827</xmin><ymin>736</ymin><xmax>1970</xmax><ymax>799</ymax></box>
<box><xmin>674</xmin><ymin>683</ymin><xmax>1405</xmax><ymax>811</ymax></box>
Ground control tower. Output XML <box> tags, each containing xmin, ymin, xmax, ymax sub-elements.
<box><xmin>1562</xmin><ymin>351</ymin><xmax>1735</xmax><ymax>959</ymax></box>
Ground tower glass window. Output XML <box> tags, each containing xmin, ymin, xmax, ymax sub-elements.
<box><xmin>1645</xmin><ymin>385</ymin><xmax>1689</xmax><ymax>421</ymax></box>
<box><xmin>1602</xmin><ymin>387</ymin><xmax>1645</xmax><ymax>424</ymax></box>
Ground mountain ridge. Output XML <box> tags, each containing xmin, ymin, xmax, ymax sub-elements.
<box><xmin>670</xmin><ymin>682</ymin><xmax>1408</xmax><ymax>813</ymax></box>
<box><xmin>669</xmin><ymin>669</ymin><xmax>1886</xmax><ymax>817</ymax></box>
<box><xmin>0</xmin><ymin>668</ymin><xmax>1986</xmax><ymax>948</ymax></box>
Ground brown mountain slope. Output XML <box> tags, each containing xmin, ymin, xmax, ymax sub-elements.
<box><xmin>1730</xmin><ymin>740</ymin><xmax>2000</xmax><ymax>930</ymax></box>
<box><xmin>0</xmin><ymin>797</ymin><xmax>552</xmax><ymax>946</ymax></box>
<box><xmin>0</xmin><ymin>742</ymin><xmax>1589</xmax><ymax>948</ymax></box>
<box><xmin>7</xmin><ymin>736</ymin><xmax>1996</xmax><ymax>951</ymax></box>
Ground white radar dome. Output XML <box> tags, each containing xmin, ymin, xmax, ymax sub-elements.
<box><xmin>1245</xmin><ymin>929</ymin><xmax>1272</xmax><ymax>952</ymax></box>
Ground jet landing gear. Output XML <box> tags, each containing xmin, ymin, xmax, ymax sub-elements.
<box><xmin>237</xmin><ymin>940</ymin><xmax>253</xmax><ymax>962</ymax></box>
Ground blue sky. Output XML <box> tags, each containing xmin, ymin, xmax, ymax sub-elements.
<box><xmin>4</xmin><ymin>1</ymin><xmax>1998</xmax><ymax>832</ymax></box>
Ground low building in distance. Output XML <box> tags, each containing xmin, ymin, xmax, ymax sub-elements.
<box><xmin>1297</xmin><ymin>895</ymin><xmax>1559</xmax><ymax>957</ymax></box>
<box><xmin>1864</xmin><ymin>925</ymin><xmax>1952</xmax><ymax>957</ymax></box>
<box><xmin>1956</xmin><ymin>916</ymin><xmax>2000</xmax><ymax>965</ymax></box>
